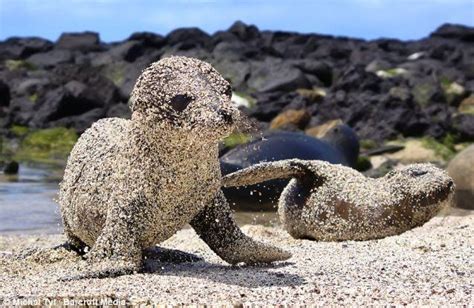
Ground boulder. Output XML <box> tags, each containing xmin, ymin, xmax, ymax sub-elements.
<box><xmin>212</xmin><ymin>59</ymin><xmax>251</xmax><ymax>91</ymax></box>
<box><xmin>332</xmin><ymin>65</ymin><xmax>380</xmax><ymax>92</ymax></box>
<box><xmin>31</xmin><ymin>80</ymin><xmax>116</xmax><ymax>126</ymax></box>
<box><xmin>411</xmin><ymin>79</ymin><xmax>445</xmax><ymax>107</ymax></box>
<box><xmin>127</xmin><ymin>32</ymin><xmax>165</xmax><ymax>48</ymax></box>
<box><xmin>458</xmin><ymin>95</ymin><xmax>474</xmax><ymax>114</ymax></box>
<box><xmin>228</xmin><ymin>21</ymin><xmax>260</xmax><ymax>41</ymax></box>
<box><xmin>27</xmin><ymin>49</ymin><xmax>73</xmax><ymax>68</ymax></box>
<box><xmin>108</xmin><ymin>41</ymin><xmax>144</xmax><ymax>62</ymax></box>
<box><xmin>165</xmin><ymin>28</ymin><xmax>211</xmax><ymax>50</ymax></box>
<box><xmin>306</xmin><ymin>119</ymin><xmax>343</xmax><ymax>138</ymax></box>
<box><xmin>447</xmin><ymin>145</ymin><xmax>474</xmax><ymax>209</ymax></box>
<box><xmin>451</xmin><ymin>114</ymin><xmax>474</xmax><ymax>141</ymax></box>
<box><xmin>12</xmin><ymin>78</ymin><xmax>51</xmax><ymax>100</ymax></box>
<box><xmin>386</xmin><ymin>139</ymin><xmax>443</xmax><ymax>163</ymax></box>
<box><xmin>56</xmin><ymin>32</ymin><xmax>101</xmax><ymax>51</ymax></box>
<box><xmin>290</xmin><ymin>60</ymin><xmax>333</xmax><ymax>86</ymax></box>
<box><xmin>431</xmin><ymin>24</ymin><xmax>474</xmax><ymax>42</ymax></box>
<box><xmin>247</xmin><ymin>92</ymin><xmax>294</xmax><ymax>122</ymax></box>
<box><xmin>8</xmin><ymin>96</ymin><xmax>35</xmax><ymax>125</ymax></box>
<box><xmin>0</xmin><ymin>37</ymin><xmax>53</xmax><ymax>60</ymax></box>
<box><xmin>50</xmin><ymin>108</ymin><xmax>106</xmax><ymax>133</ymax></box>
<box><xmin>248</xmin><ymin>59</ymin><xmax>310</xmax><ymax>92</ymax></box>
<box><xmin>3</xmin><ymin>160</ymin><xmax>19</xmax><ymax>175</ymax></box>
<box><xmin>270</xmin><ymin>109</ymin><xmax>311</xmax><ymax>130</ymax></box>
<box><xmin>213</xmin><ymin>41</ymin><xmax>258</xmax><ymax>61</ymax></box>
<box><xmin>106</xmin><ymin>103</ymin><xmax>131</xmax><ymax>119</ymax></box>
<box><xmin>0</xmin><ymin>80</ymin><xmax>10</xmax><ymax>107</ymax></box>
<box><xmin>365</xmin><ymin>59</ymin><xmax>392</xmax><ymax>73</ymax></box>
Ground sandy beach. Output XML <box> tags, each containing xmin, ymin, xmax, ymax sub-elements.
<box><xmin>0</xmin><ymin>208</ymin><xmax>472</xmax><ymax>306</ymax></box>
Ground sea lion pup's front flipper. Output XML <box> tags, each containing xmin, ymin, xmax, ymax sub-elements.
<box><xmin>64</xmin><ymin>198</ymin><xmax>145</xmax><ymax>280</ymax></box>
<box><xmin>222</xmin><ymin>159</ymin><xmax>317</xmax><ymax>187</ymax></box>
<box><xmin>191</xmin><ymin>191</ymin><xmax>291</xmax><ymax>264</ymax></box>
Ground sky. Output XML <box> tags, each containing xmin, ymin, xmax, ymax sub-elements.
<box><xmin>0</xmin><ymin>0</ymin><xmax>473</xmax><ymax>42</ymax></box>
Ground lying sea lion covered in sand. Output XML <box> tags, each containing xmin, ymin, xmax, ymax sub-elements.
<box><xmin>223</xmin><ymin>159</ymin><xmax>454</xmax><ymax>241</ymax></box>
<box><xmin>58</xmin><ymin>56</ymin><xmax>290</xmax><ymax>277</ymax></box>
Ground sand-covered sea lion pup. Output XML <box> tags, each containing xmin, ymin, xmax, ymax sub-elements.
<box><xmin>58</xmin><ymin>56</ymin><xmax>290</xmax><ymax>276</ymax></box>
<box><xmin>223</xmin><ymin>159</ymin><xmax>454</xmax><ymax>241</ymax></box>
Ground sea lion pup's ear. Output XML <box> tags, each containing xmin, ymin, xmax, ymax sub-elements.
<box><xmin>222</xmin><ymin>159</ymin><xmax>319</xmax><ymax>187</ymax></box>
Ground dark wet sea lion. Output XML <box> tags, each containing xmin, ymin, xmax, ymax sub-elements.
<box><xmin>223</xmin><ymin>159</ymin><xmax>454</xmax><ymax>241</ymax></box>
<box><xmin>220</xmin><ymin>125</ymin><xmax>359</xmax><ymax>210</ymax></box>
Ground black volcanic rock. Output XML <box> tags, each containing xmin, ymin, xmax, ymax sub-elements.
<box><xmin>228</xmin><ymin>21</ymin><xmax>260</xmax><ymax>41</ymax></box>
<box><xmin>56</xmin><ymin>32</ymin><xmax>101</xmax><ymax>51</ymax></box>
<box><xmin>128</xmin><ymin>32</ymin><xmax>165</xmax><ymax>48</ymax></box>
<box><xmin>0</xmin><ymin>80</ymin><xmax>10</xmax><ymax>107</ymax></box>
<box><xmin>165</xmin><ymin>27</ymin><xmax>211</xmax><ymax>50</ymax></box>
<box><xmin>431</xmin><ymin>24</ymin><xmax>474</xmax><ymax>42</ymax></box>
<box><xmin>0</xmin><ymin>37</ymin><xmax>53</xmax><ymax>60</ymax></box>
<box><xmin>27</xmin><ymin>49</ymin><xmax>73</xmax><ymax>68</ymax></box>
<box><xmin>0</xmin><ymin>22</ymin><xmax>472</xmax><ymax>143</ymax></box>
<box><xmin>452</xmin><ymin>114</ymin><xmax>474</xmax><ymax>140</ymax></box>
<box><xmin>248</xmin><ymin>58</ymin><xmax>310</xmax><ymax>92</ymax></box>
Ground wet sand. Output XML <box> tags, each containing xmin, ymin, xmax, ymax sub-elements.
<box><xmin>0</xmin><ymin>208</ymin><xmax>472</xmax><ymax>306</ymax></box>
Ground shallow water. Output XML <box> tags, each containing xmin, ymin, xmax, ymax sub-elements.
<box><xmin>0</xmin><ymin>165</ymin><xmax>278</xmax><ymax>235</ymax></box>
<box><xmin>0</xmin><ymin>165</ymin><xmax>63</xmax><ymax>234</ymax></box>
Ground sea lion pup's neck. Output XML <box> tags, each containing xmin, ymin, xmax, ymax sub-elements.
<box><xmin>128</xmin><ymin>112</ymin><xmax>219</xmax><ymax>168</ymax></box>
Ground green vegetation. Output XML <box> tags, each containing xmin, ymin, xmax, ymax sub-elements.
<box><xmin>412</xmin><ymin>83</ymin><xmax>434</xmax><ymax>107</ymax></box>
<box><xmin>223</xmin><ymin>132</ymin><xmax>251</xmax><ymax>149</ymax></box>
<box><xmin>355</xmin><ymin>156</ymin><xmax>372</xmax><ymax>172</ymax></box>
<box><xmin>441</xmin><ymin>79</ymin><xmax>465</xmax><ymax>105</ymax></box>
<box><xmin>28</xmin><ymin>93</ymin><xmax>38</xmax><ymax>103</ymax></box>
<box><xmin>103</xmin><ymin>64</ymin><xmax>125</xmax><ymax>87</ymax></box>
<box><xmin>10</xmin><ymin>125</ymin><xmax>29</xmax><ymax>137</ymax></box>
<box><xmin>14</xmin><ymin>127</ymin><xmax>78</xmax><ymax>164</ymax></box>
<box><xmin>421</xmin><ymin>134</ymin><xmax>457</xmax><ymax>161</ymax></box>
<box><xmin>359</xmin><ymin>139</ymin><xmax>377</xmax><ymax>151</ymax></box>
<box><xmin>5</xmin><ymin>59</ymin><xmax>36</xmax><ymax>71</ymax></box>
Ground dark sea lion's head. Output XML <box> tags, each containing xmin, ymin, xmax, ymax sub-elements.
<box><xmin>385</xmin><ymin>163</ymin><xmax>455</xmax><ymax>208</ymax></box>
<box><xmin>321</xmin><ymin>124</ymin><xmax>360</xmax><ymax>167</ymax></box>
<box><xmin>130</xmin><ymin>56</ymin><xmax>240</xmax><ymax>140</ymax></box>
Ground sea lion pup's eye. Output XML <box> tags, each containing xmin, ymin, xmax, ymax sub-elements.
<box><xmin>170</xmin><ymin>94</ymin><xmax>193</xmax><ymax>112</ymax></box>
<box><xmin>409</xmin><ymin>169</ymin><xmax>428</xmax><ymax>177</ymax></box>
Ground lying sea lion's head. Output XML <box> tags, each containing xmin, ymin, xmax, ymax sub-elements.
<box><xmin>385</xmin><ymin>163</ymin><xmax>455</xmax><ymax>207</ymax></box>
<box><xmin>130</xmin><ymin>56</ymin><xmax>239</xmax><ymax>140</ymax></box>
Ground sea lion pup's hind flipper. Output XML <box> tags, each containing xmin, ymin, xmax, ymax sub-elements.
<box><xmin>222</xmin><ymin>159</ymin><xmax>317</xmax><ymax>188</ymax></box>
<box><xmin>191</xmin><ymin>190</ymin><xmax>291</xmax><ymax>264</ymax></box>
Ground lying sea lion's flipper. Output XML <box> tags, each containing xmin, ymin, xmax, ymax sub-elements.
<box><xmin>222</xmin><ymin>159</ymin><xmax>321</xmax><ymax>187</ymax></box>
<box><xmin>191</xmin><ymin>190</ymin><xmax>291</xmax><ymax>264</ymax></box>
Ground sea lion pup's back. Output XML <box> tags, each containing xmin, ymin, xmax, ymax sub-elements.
<box><xmin>59</xmin><ymin>118</ymin><xmax>130</xmax><ymax>245</ymax></box>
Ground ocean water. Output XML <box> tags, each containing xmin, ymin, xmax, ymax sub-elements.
<box><xmin>0</xmin><ymin>165</ymin><xmax>63</xmax><ymax>234</ymax></box>
<box><xmin>0</xmin><ymin>165</ymin><xmax>278</xmax><ymax>235</ymax></box>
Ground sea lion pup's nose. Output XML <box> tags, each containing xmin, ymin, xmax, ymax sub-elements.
<box><xmin>448</xmin><ymin>180</ymin><xmax>454</xmax><ymax>190</ymax></box>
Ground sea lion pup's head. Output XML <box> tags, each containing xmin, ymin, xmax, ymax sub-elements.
<box><xmin>385</xmin><ymin>163</ymin><xmax>455</xmax><ymax>208</ymax></box>
<box><xmin>130</xmin><ymin>56</ymin><xmax>239</xmax><ymax>140</ymax></box>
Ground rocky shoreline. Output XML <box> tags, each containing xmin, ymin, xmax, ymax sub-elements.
<box><xmin>0</xmin><ymin>22</ymin><xmax>473</xmax><ymax>143</ymax></box>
